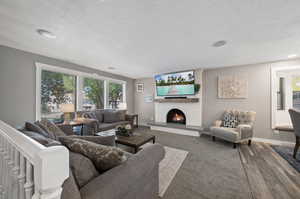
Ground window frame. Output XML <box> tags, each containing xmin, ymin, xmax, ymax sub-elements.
<box><xmin>271</xmin><ymin>65</ymin><xmax>300</xmax><ymax>128</ymax></box>
<box><xmin>36</xmin><ymin>62</ymin><xmax>126</xmax><ymax>120</ymax></box>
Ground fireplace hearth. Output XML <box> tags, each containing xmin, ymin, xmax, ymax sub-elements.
<box><xmin>167</xmin><ymin>109</ymin><xmax>186</xmax><ymax>125</ymax></box>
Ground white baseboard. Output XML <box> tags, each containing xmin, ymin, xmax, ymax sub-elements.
<box><xmin>252</xmin><ymin>137</ymin><xmax>294</xmax><ymax>146</ymax></box>
<box><xmin>150</xmin><ymin>125</ymin><xmax>200</xmax><ymax>137</ymax></box>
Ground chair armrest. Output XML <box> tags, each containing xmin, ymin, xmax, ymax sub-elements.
<box><xmin>81</xmin><ymin>119</ymin><xmax>99</xmax><ymax>135</ymax></box>
<box><xmin>237</xmin><ymin>124</ymin><xmax>253</xmax><ymax>139</ymax></box>
<box><xmin>58</xmin><ymin>135</ymin><xmax>116</xmax><ymax>146</ymax></box>
<box><xmin>213</xmin><ymin>120</ymin><xmax>222</xmax><ymax>127</ymax></box>
<box><xmin>80</xmin><ymin>144</ymin><xmax>165</xmax><ymax>199</ymax></box>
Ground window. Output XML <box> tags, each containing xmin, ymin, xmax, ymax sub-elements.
<box><xmin>40</xmin><ymin>70</ymin><xmax>76</xmax><ymax>121</ymax></box>
<box><xmin>36</xmin><ymin>63</ymin><xmax>126</xmax><ymax>121</ymax></box>
<box><xmin>292</xmin><ymin>76</ymin><xmax>300</xmax><ymax>109</ymax></box>
<box><xmin>277</xmin><ymin>77</ymin><xmax>285</xmax><ymax>110</ymax></box>
<box><xmin>108</xmin><ymin>82</ymin><xmax>124</xmax><ymax>109</ymax></box>
<box><xmin>82</xmin><ymin>77</ymin><xmax>105</xmax><ymax>111</ymax></box>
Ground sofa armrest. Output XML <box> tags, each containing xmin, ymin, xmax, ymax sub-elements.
<box><xmin>80</xmin><ymin>144</ymin><xmax>165</xmax><ymax>199</ymax></box>
<box><xmin>237</xmin><ymin>124</ymin><xmax>253</xmax><ymax>139</ymax></box>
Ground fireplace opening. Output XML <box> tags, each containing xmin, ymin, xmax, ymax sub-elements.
<box><xmin>167</xmin><ymin>109</ymin><xmax>186</xmax><ymax>125</ymax></box>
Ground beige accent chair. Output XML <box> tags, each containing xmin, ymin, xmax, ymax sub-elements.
<box><xmin>210</xmin><ymin>110</ymin><xmax>256</xmax><ymax>148</ymax></box>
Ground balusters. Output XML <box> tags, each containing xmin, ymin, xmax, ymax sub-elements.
<box><xmin>0</xmin><ymin>135</ymin><xmax>4</xmax><ymax>199</ymax></box>
<box><xmin>24</xmin><ymin>161</ymin><xmax>34</xmax><ymax>199</ymax></box>
<box><xmin>2</xmin><ymin>139</ymin><xmax>9</xmax><ymax>199</ymax></box>
<box><xmin>18</xmin><ymin>154</ymin><xmax>26</xmax><ymax>199</ymax></box>
<box><xmin>7</xmin><ymin>143</ymin><xmax>15</xmax><ymax>199</ymax></box>
<box><xmin>12</xmin><ymin>148</ymin><xmax>20</xmax><ymax>199</ymax></box>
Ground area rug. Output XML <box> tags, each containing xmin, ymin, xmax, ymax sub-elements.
<box><xmin>271</xmin><ymin>145</ymin><xmax>300</xmax><ymax>172</ymax></box>
<box><xmin>143</xmin><ymin>143</ymin><xmax>188</xmax><ymax>197</ymax></box>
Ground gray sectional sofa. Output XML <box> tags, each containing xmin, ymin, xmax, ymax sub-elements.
<box><xmin>77</xmin><ymin>109</ymin><xmax>135</xmax><ymax>134</ymax></box>
<box><xmin>20</xmin><ymin>120</ymin><xmax>165</xmax><ymax>199</ymax></box>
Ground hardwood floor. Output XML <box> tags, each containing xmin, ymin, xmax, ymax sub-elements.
<box><xmin>239</xmin><ymin>142</ymin><xmax>300</xmax><ymax>199</ymax></box>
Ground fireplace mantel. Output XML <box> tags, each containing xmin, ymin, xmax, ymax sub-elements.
<box><xmin>154</xmin><ymin>98</ymin><xmax>199</xmax><ymax>103</ymax></box>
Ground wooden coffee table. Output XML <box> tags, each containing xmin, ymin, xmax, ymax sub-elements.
<box><xmin>116</xmin><ymin>133</ymin><xmax>156</xmax><ymax>153</ymax></box>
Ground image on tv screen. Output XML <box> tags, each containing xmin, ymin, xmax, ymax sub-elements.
<box><xmin>155</xmin><ymin>71</ymin><xmax>195</xmax><ymax>96</ymax></box>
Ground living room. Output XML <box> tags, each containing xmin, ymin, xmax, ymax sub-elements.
<box><xmin>1</xmin><ymin>1</ymin><xmax>300</xmax><ymax>199</ymax></box>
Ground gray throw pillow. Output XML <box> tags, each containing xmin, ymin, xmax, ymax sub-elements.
<box><xmin>25</xmin><ymin>122</ymin><xmax>49</xmax><ymax>138</ymax></box>
<box><xmin>116</xmin><ymin>110</ymin><xmax>126</xmax><ymax>121</ymax></box>
<box><xmin>21</xmin><ymin>130</ymin><xmax>61</xmax><ymax>147</ymax></box>
<box><xmin>61</xmin><ymin>171</ymin><xmax>81</xmax><ymax>199</ymax></box>
<box><xmin>59</xmin><ymin>137</ymin><xmax>126</xmax><ymax>172</ymax></box>
<box><xmin>39</xmin><ymin>119</ymin><xmax>66</xmax><ymax>140</ymax></box>
<box><xmin>69</xmin><ymin>152</ymin><xmax>99</xmax><ymax>188</ymax></box>
<box><xmin>103</xmin><ymin>111</ymin><xmax>119</xmax><ymax>123</ymax></box>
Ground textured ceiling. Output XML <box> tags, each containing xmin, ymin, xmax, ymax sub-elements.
<box><xmin>1</xmin><ymin>0</ymin><xmax>300</xmax><ymax>78</ymax></box>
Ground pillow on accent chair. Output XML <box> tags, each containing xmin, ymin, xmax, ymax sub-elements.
<box><xmin>59</xmin><ymin>137</ymin><xmax>126</xmax><ymax>172</ymax></box>
<box><xmin>223</xmin><ymin>111</ymin><xmax>238</xmax><ymax>128</ymax></box>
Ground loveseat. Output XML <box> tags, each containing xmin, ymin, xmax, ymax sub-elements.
<box><xmin>77</xmin><ymin>109</ymin><xmax>135</xmax><ymax>135</ymax></box>
<box><xmin>20</xmin><ymin>120</ymin><xmax>165</xmax><ymax>199</ymax></box>
<box><xmin>210</xmin><ymin>110</ymin><xmax>256</xmax><ymax>148</ymax></box>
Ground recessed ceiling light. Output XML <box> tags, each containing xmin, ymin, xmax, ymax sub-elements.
<box><xmin>108</xmin><ymin>66</ymin><xmax>116</xmax><ymax>70</ymax></box>
<box><xmin>212</xmin><ymin>40</ymin><xmax>227</xmax><ymax>47</ymax></box>
<box><xmin>288</xmin><ymin>54</ymin><xmax>298</xmax><ymax>58</ymax></box>
<box><xmin>37</xmin><ymin>29</ymin><xmax>56</xmax><ymax>39</ymax></box>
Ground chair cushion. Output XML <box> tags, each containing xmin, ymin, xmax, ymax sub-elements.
<box><xmin>59</xmin><ymin>137</ymin><xmax>126</xmax><ymax>172</ymax></box>
<box><xmin>223</xmin><ymin>111</ymin><xmax>238</xmax><ymax>128</ymax></box>
<box><xmin>210</xmin><ymin>127</ymin><xmax>239</xmax><ymax>142</ymax></box>
<box><xmin>69</xmin><ymin>152</ymin><xmax>99</xmax><ymax>188</ymax></box>
<box><xmin>238</xmin><ymin>111</ymin><xmax>256</xmax><ymax>125</ymax></box>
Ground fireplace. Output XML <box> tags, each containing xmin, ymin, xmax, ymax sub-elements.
<box><xmin>167</xmin><ymin>109</ymin><xmax>186</xmax><ymax>125</ymax></box>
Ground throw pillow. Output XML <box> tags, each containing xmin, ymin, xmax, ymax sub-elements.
<box><xmin>39</xmin><ymin>119</ymin><xmax>66</xmax><ymax>140</ymax></box>
<box><xmin>59</xmin><ymin>137</ymin><xmax>126</xmax><ymax>172</ymax></box>
<box><xmin>116</xmin><ymin>110</ymin><xmax>126</xmax><ymax>121</ymax></box>
<box><xmin>25</xmin><ymin>122</ymin><xmax>49</xmax><ymax>138</ymax></box>
<box><xmin>21</xmin><ymin>130</ymin><xmax>61</xmax><ymax>147</ymax></box>
<box><xmin>61</xmin><ymin>171</ymin><xmax>81</xmax><ymax>199</ymax></box>
<box><xmin>69</xmin><ymin>152</ymin><xmax>99</xmax><ymax>188</ymax></box>
<box><xmin>223</xmin><ymin>112</ymin><xmax>238</xmax><ymax>128</ymax></box>
<box><xmin>103</xmin><ymin>111</ymin><xmax>119</xmax><ymax>123</ymax></box>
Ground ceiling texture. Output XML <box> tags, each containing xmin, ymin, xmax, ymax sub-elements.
<box><xmin>1</xmin><ymin>0</ymin><xmax>300</xmax><ymax>78</ymax></box>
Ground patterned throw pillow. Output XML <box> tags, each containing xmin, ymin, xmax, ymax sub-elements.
<box><xmin>223</xmin><ymin>112</ymin><xmax>238</xmax><ymax>128</ymax></box>
<box><xmin>59</xmin><ymin>137</ymin><xmax>126</xmax><ymax>172</ymax></box>
<box><xmin>39</xmin><ymin>119</ymin><xmax>66</xmax><ymax>140</ymax></box>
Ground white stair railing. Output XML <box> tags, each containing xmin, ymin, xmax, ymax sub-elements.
<box><xmin>0</xmin><ymin>120</ymin><xmax>69</xmax><ymax>199</ymax></box>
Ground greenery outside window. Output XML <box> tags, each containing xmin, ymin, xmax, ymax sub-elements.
<box><xmin>82</xmin><ymin>77</ymin><xmax>105</xmax><ymax>110</ymax></box>
<box><xmin>108</xmin><ymin>82</ymin><xmax>123</xmax><ymax>109</ymax></box>
<box><xmin>41</xmin><ymin>70</ymin><xmax>76</xmax><ymax>122</ymax></box>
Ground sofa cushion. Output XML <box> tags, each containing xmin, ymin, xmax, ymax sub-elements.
<box><xmin>210</xmin><ymin>127</ymin><xmax>239</xmax><ymax>142</ymax></box>
<box><xmin>61</xmin><ymin>171</ymin><xmax>81</xmax><ymax>199</ymax></box>
<box><xmin>223</xmin><ymin>112</ymin><xmax>238</xmax><ymax>128</ymax></box>
<box><xmin>103</xmin><ymin>111</ymin><xmax>122</xmax><ymax>123</ymax></box>
<box><xmin>25</xmin><ymin>122</ymin><xmax>49</xmax><ymax>138</ymax></box>
<box><xmin>60</xmin><ymin>137</ymin><xmax>126</xmax><ymax>172</ymax></box>
<box><xmin>69</xmin><ymin>152</ymin><xmax>99</xmax><ymax>188</ymax></box>
<box><xmin>39</xmin><ymin>119</ymin><xmax>66</xmax><ymax>140</ymax></box>
<box><xmin>21</xmin><ymin>130</ymin><xmax>61</xmax><ymax>147</ymax></box>
<box><xmin>94</xmin><ymin>110</ymin><xmax>104</xmax><ymax>123</ymax></box>
<box><xmin>98</xmin><ymin>121</ymin><xmax>130</xmax><ymax>132</ymax></box>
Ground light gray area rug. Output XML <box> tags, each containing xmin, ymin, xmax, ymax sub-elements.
<box><xmin>144</xmin><ymin>143</ymin><xmax>188</xmax><ymax>197</ymax></box>
<box><xmin>135</xmin><ymin>127</ymin><xmax>252</xmax><ymax>199</ymax></box>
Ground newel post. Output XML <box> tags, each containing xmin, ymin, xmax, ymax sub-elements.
<box><xmin>33</xmin><ymin>146</ymin><xmax>69</xmax><ymax>199</ymax></box>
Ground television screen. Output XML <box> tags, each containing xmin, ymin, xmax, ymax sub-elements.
<box><xmin>155</xmin><ymin>71</ymin><xmax>195</xmax><ymax>96</ymax></box>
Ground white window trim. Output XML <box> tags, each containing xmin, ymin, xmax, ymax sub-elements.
<box><xmin>35</xmin><ymin>62</ymin><xmax>127</xmax><ymax>120</ymax></box>
<box><xmin>271</xmin><ymin>65</ymin><xmax>300</xmax><ymax>128</ymax></box>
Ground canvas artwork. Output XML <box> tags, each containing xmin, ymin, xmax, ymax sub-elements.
<box><xmin>218</xmin><ymin>75</ymin><xmax>248</xmax><ymax>99</ymax></box>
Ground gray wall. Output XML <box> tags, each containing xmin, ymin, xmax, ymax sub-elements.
<box><xmin>203</xmin><ymin>59</ymin><xmax>300</xmax><ymax>142</ymax></box>
<box><xmin>0</xmin><ymin>45</ymin><xmax>135</xmax><ymax>127</ymax></box>
<box><xmin>134</xmin><ymin>78</ymin><xmax>156</xmax><ymax>125</ymax></box>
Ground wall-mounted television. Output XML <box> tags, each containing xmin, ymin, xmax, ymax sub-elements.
<box><xmin>155</xmin><ymin>70</ymin><xmax>195</xmax><ymax>96</ymax></box>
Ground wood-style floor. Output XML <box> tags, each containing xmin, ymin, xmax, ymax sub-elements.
<box><xmin>239</xmin><ymin>142</ymin><xmax>300</xmax><ymax>199</ymax></box>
